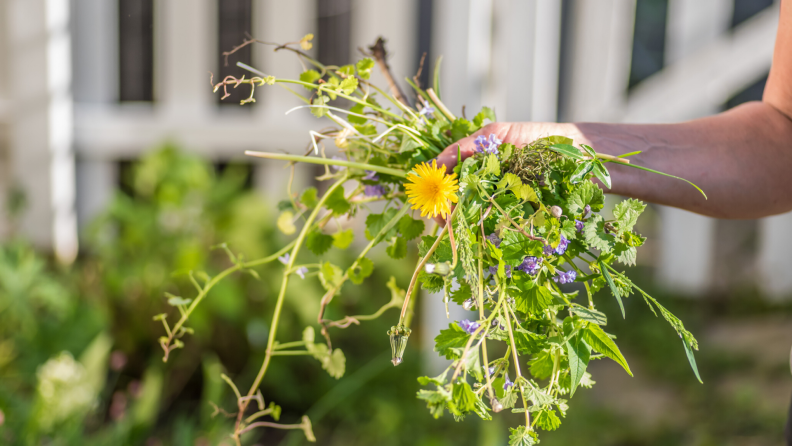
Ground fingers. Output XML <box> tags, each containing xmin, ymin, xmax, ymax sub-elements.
<box><xmin>436</xmin><ymin>133</ymin><xmax>480</xmax><ymax>174</ymax></box>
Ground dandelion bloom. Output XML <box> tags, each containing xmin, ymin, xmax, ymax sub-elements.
<box><xmin>405</xmin><ymin>159</ymin><xmax>459</xmax><ymax>218</ymax></box>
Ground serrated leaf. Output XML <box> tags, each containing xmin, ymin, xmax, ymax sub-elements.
<box><xmin>451</xmin><ymin>118</ymin><xmax>473</xmax><ymax>141</ymax></box>
<box><xmin>583</xmin><ymin>324</ymin><xmax>632</xmax><ymax>376</ymax></box>
<box><xmin>614</xmin><ymin>243</ymin><xmax>637</xmax><ymax>266</ymax></box>
<box><xmin>434</xmin><ymin>323</ymin><xmax>470</xmax><ymax>359</ymax></box>
<box><xmin>484</xmin><ymin>154</ymin><xmax>500</xmax><ymax>175</ymax></box>
<box><xmin>300</xmin><ymin>187</ymin><xmax>319</xmax><ymax>208</ymax></box>
<box><xmin>418</xmin><ymin>271</ymin><xmax>445</xmax><ymax>292</ymax></box>
<box><xmin>277</xmin><ymin>211</ymin><xmax>297</xmax><ymax>235</ymax></box>
<box><xmin>319</xmin><ymin>262</ymin><xmax>344</xmax><ymax>291</ymax></box>
<box><xmin>306</xmin><ymin>230</ymin><xmax>334</xmax><ymax>255</ymax></box>
<box><xmin>356</xmin><ymin>58</ymin><xmax>374</xmax><ymax>79</ymax></box>
<box><xmin>560</xmin><ymin>220</ymin><xmax>577</xmax><ymax>239</ymax></box>
<box><xmin>450</xmin><ymin>282</ymin><xmax>473</xmax><ymax>306</ymax></box>
<box><xmin>347</xmin><ymin>257</ymin><xmax>374</xmax><ymax>284</ymax></box>
<box><xmin>398</xmin><ymin>215</ymin><xmax>425</xmax><ymax>240</ymax></box>
<box><xmin>324</xmin><ymin>187</ymin><xmax>350</xmax><ymax>215</ymax></box>
<box><xmin>472</xmin><ymin>106</ymin><xmax>496</xmax><ymax>127</ymax></box>
<box><xmin>513</xmin><ymin>184</ymin><xmax>538</xmax><ymax>202</ymax></box>
<box><xmin>452</xmin><ymin>382</ymin><xmax>478</xmax><ymax>414</ymax></box>
<box><xmin>322</xmin><ymin>348</ymin><xmax>346</xmax><ymax>379</ymax></box>
<box><xmin>337</xmin><ymin>64</ymin><xmax>355</xmax><ymax>76</ymax></box>
<box><xmin>600</xmin><ymin>261</ymin><xmax>624</xmax><ymax>318</ymax></box>
<box><xmin>509</xmin><ymin>426</ymin><xmax>538</xmax><ymax>446</ymax></box>
<box><xmin>514</xmin><ymin>284</ymin><xmax>553</xmax><ymax>315</ymax></box>
<box><xmin>332</xmin><ymin>229</ymin><xmax>354</xmax><ymax>249</ymax></box>
<box><xmin>501</xmin><ymin>231</ymin><xmax>543</xmax><ymax>264</ymax></box>
<box><xmin>534</xmin><ymin>409</ymin><xmax>561</xmax><ymax>431</ymax></box>
<box><xmin>567</xmin><ymin>181</ymin><xmax>605</xmax><ymax>215</ymax></box>
<box><xmin>299</xmin><ymin>69</ymin><xmax>321</xmax><ymax>87</ymax></box>
<box><xmin>583</xmin><ymin>215</ymin><xmax>612</xmax><ymax>253</ymax></box>
<box><xmin>529</xmin><ymin>350</ymin><xmax>555</xmax><ymax>379</ymax></box>
<box><xmin>613</xmin><ymin>198</ymin><xmax>646</xmax><ymax>234</ymax></box>
<box><xmin>365</xmin><ymin>208</ymin><xmax>399</xmax><ymax>240</ymax></box>
<box><xmin>497</xmin><ymin>172</ymin><xmax>522</xmax><ymax>190</ymax></box>
<box><xmin>339</xmin><ymin>77</ymin><xmax>358</xmax><ymax>95</ymax></box>
<box><xmin>385</xmin><ymin>237</ymin><xmax>407</xmax><ymax>259</ymax></box>
<box><xmin>566</xmin><ymin>335</ymin><xmax>591</xmax><ymax>396</ymax></box>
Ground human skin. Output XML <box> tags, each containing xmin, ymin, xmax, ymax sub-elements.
<box><xmin>436</xmin><ymin>0</ymin><xmax>792</xmax><ymax>220</ymax></box>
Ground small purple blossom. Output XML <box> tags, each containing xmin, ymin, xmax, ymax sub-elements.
<box><xmin>543</xmin><ymin>244</ymin><xmax>555</xmax><ymax>256</ymax></box>
<box><xmin>488</xmin><ymin>265</ymin><xmax>512</xmax><ymax>278</ymax></box>
<box><xmin>474</xmin><ymin>133</ymin><xmax>503</xmax><ymax>155</ymax></box>
<box><xmin>364</xmin><ymin>184</ymin><xmax>387</xmax><ymax>197</ymax></box>
<box><xmin>517</xmin><ymin>256</ymin><xmax>542</xmax><ymax>276</ymax></box>
<box><xmin>363</xmin><ymin>170</ymin><xmax>379</xmax><ymax>181</ymax></box>
<box><xmin>419</xmin><ymin>105</ymin><xmax>435</xmax><ymax>117</ymax></box>
<box><xmin>575</xmin><ymin>219</ymin><xmax>584</xmax><ymax>233</ymax></box>
<box><xmin>486</xmin><ymin>233</ymin><xmax>502</xmax><ymax>248</ymax></box>
<box><xmin>295</xmin><ymin>266</ymin><xmax>308</xmax><ymax>279</ymax></box>
<box><xmin>458</xmin><ymin>319</ymin><xmax>481</xmax><ymax>335</ymax></box>
<box><xmin>488</xmin><ymin>366</ymin><xmax>496</xmax><ymax>377</ymax></box>
<box><xmin>583</xmin><ymin>204</ymin><xmax>591</xmax><ymax>217</ymax></box>
<box><xmin>553</xmin><ymin>269</ymin><xmax>577</xmax><ymax>285</ymax></box>
<box><xmin>555</xmin><ymin>236</ymin><xmax>570</xmax><ymax>255</ymax></box>
<box><xmin>278</xmin><ymin>253</ymin><xmax>290</xmax><ymax>265</ymax></box>
<box><xmin>503</xmin><ymin>374</ymin><xmax>514</xmax><ymax>390</ymax></box>
<box><xmin>331</xmin><ymin>155</ymin><xmax>347</xmax><ymax>172</ymax></box>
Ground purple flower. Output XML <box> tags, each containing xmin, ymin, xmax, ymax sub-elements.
<box><xmin>486</xmin><ymin>233</ymin><xmax>502</xmax><ymax>248</ymax></box>
<box><xmin>555</xmin><ymin>236</ymin><xmax>570</xmax><ymax>255</ymax></box>
<box><xmin>575</xmin><ymin>220</ymin><xmax>584</xmax><ymax>233</ymax></box>
<box><xmin>458</xmin><ymin>319</ymin><xmax>481</xmax><ymax>335</ymax></box>
<box><xmin>331</xmin><ymin>155</ymin><xmax>347</xmax><ymax>172</ymax></box>
<box><xmin>583</xmin><ymin>204</ymin><xmax>591</xmax><ymax>217</ymax></box>
<box><xmin>488</xmin><ymin>366</ymin><xmax>496</xmax><ymax>377</ymax></box>
<box><xmin>418</xmin><ymin>105</ymin><xmax>435</xmax><ymax>124</ymax></box>
<box><xmin>553</xmin><ymin>269</ymin><xmax>577</xmax><ymax>285</ymax></box>
<box><xmin>543</xmin><ymin>244</ymin><xmax>555</xmax><ymax>256</ymax></box>
<box><xmin>363</xmin><ymin>170</ymin><xmax>379</xmax><ymax>181</ymax></box>
<box><xmin>517</xmin><ymin>256</ymin><xmax>542</xmax><ymax>276</ymax></box>
<box><xmin>488</xmin><ymin>265</ymin><xmax>512</xmax><ymax>278</ymax></box>
<box><xmin>295</xmin><ymin>266</ymin><xmax>308</xmax><ymax>279</ymax></box>
<box><xmin>278</xmin><ymin>253</ymin><xmax>290</xmax><ymax>265</ymax></box>
<box><xmin>364</xmin><ymin>184</ymin><xmax>387</xmax><ymax>197</ymax></box>
<box><xmin>503</xmin><ymin>374</ymin><xmax>514</xmax><ymax>390</ymax></box>
<box><xmin>474</xmin><ymin>133</ymin><xmax>503</xmax><ymax>155</ymax></box>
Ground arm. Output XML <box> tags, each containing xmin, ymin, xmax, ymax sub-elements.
<box><xmin>437</xmin><ymin>0</ymin><xmax>792</xmax><ymax>220</ymax></box>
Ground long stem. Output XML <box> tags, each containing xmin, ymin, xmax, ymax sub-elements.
<box><xmin>245</xmin><ymin>151</ymin><xmax>407</xmax><ymax>178</ymax></box>
<box><xmin>236</xmin><ymin>175</ymin><xmax>349</xmax><ymax>427</ymax></box>
<box><xmin>398</xmin><ymin>225</ymin><xmax>448</xmax><ymax>324</ymax></box>
<box><xmin>502</xmin><ymin>285</ymin><xmax>531</xmax><ymax>428</ymax></box>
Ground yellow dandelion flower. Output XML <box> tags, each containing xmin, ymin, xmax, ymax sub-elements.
<box><xmin>405</xmin><ymin>160</ymin><xmax>459</xmax><ymax>218</ymax></box>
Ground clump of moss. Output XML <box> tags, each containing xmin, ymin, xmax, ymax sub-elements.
<box><xmin>503</xmin><ymin>138</ymin><xmax>562</xmax><ymax>184</ymax></box>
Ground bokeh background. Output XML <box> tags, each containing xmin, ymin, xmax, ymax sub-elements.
<box><xmin>0</xmin><ymin>0</ymin><xmax>790</xmax><ymax>445</ymax></box>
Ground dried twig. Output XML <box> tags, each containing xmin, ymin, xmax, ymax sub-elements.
<box><xmin>363</xmin><ymin>37</ymin><xmax>411</xmax><ymax>107</ymax></box>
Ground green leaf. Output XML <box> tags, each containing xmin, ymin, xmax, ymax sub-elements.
<box><xmin>566</xmin><ymin>335</ymin><xmax>591</xmax><ymax>396</ymax></box>
<box><xmin>529</xmin><ymin>350</ymin><xmax>555</xmax><ymax>379</ymax></box>
<box><xmin>600</xmin><ymin>261</ymin><xmax>624</xmax><ymax>318</ymax></box>
<box><xmin>501</xmin><ymin>231</ymin><xmax>543</xmax><ymax>265</ymax></box>
<box><xmin>319</xmin><ymin>262</ymin><xmax>344</xmax><ymax>291</ymax></box>
<box><xmin>472</xmin><ymin>106</ymin><xmax>496</xmax><ymax>127</ymax></box>
<box><xmin>591</xmin><ymin>160</ymin><xmax>611</xmax><ymax>189</ymax></box>
<box><xmin>417</xmin><ymin>388</ymin><xmax>451</xmax><ymax>419</ymax></box>
<box><xmin>348</xmin><ymin>103</ymin><xmax>367</xmax><ymax>125</ymax></box>
<box><xmin>583</xmin><ymin>215</ymin><xmax>612</xmax><ymax>253</ymax></box>
<box><xmin>356</xmin><ymin>58</ymin><xmax>374</xmax><ymax>79</ymax></box>
<box><xmin>484</xmin><ymin>154</ymin><xmax>500</xmax><ymax>175</ymax></box>
<box><xmin>452</xmin><ymin>382</ymin><xmax>478</xmax><ymax>414</ymax></box>
<box><xmin>560</xmin><ymin>220</ymin><xmax>577</xmax><ymax>239</ymax></box>
<box><xmin>497</xmin><ymin>172</ymin><xmax>522</xmax><ymax>190</ymax></box>
<box><xmin>300</xmin><ymin>187</ymin><xmax>319</xmax><ymax>208</ymax></box>
<box><xmin>299</xmin><ymin>69</ymin><xmax>321</xmax><ymax>87</ymax></box>
<box><xmin>311</xmin><ymin>94</ymin><xmax>329</xmax><ymax>117</ymax></box>
<box><xmin>400</xmin><ymin>136</ymin><xmax>422</xmax><ymax>153</ymax></box>
<box><xmin>322</xmin><ymin>348</ymin><xmax>346</xmax><ymax>379</ymax></box>
<box><xmin>583</xmin><ymin>324</ymin><xmax>632</xmax><ymax>376</ymax></box>
<box><xmin>418</xmin><ymin>271</ymin><xmax>445</xmax><ymax>292</ymax></box>
<box><xmin>570</xmin><ymin>307</ymin><xmax>607</xmax><ymax>325</ymax></box>
<box><xmin>514</xmin><ymin>330</ymin><xmax>546</xmax><ymax>355</ymax></box>
<box><xmin>567</xmin><ymin>181</ymin><xmax>605</xmax><ymax>215</ymax></box>
<box><xmin>451</xmin><ymin>118</ymin><xmax>473</xmax><ymax>141</ymax></box>
<box><xmin>365</xmin><ymin>208</ymin><xmax>399</xmax><ymax>240</ymax></box>
<box><xmin>514</xmin><ymin>284</ymin><xmax>553</xmax><ymax>315</ymax></box>
<box><xmin>548</xmin><ymin>144</ymin><xmax>586</xmax><ymax>160</ymax></box>
<box><xmin>332</xmin><ymin>229</ymin><xmax>354</xmax><ymax>249</ymax></box>
<box><xmin>569</xmin><ymin>161</ymin><xmax>594</xmax><ymax>184</ymax></box>
<box><xmin>683</xmin><ymin>339</ymin><xmax>703</xmax><ymax>384</ymax></box>
<box><xmin>347</xmin><ymin>257</ymin><xmax>374</xmax><ymax>284</ymax></box>
<box><xmin>337</xmin><ymin>64</ymin><xmax>355</xmax><ymax>76</ymax></box>
<box><xmin>167</xmin><ymin>296</ymin><xmax>192</xmax><ymax>306</ymax></box>
<box><xmin>509</xmin><ymin>426</ymin><xmax>538</xmax><ymax>446</ymax></box>
<box><xmin>434</xmin><ymin>323</ymin><xmax>470</xmax><ymax>359</ymax></box>
<box><xmin>303</xmin><ymin>326</ymin><xmax>316</xmax><ymax>344</ymax></box>
<box><xmin>614</xmin><ymin>243</ymin><xmax>637</xmax><ymax>266</ymax></box>
<box><xmin>613</xmin><ymin>198</ymin><xmax>646</xmax><ymax>234</ymax></box>
<box><xmin>608</xmin><ymin>159</ymin><xmax>707</xmax><ymax>199</ymax></box>
<box><xmin>399</xmin><ymin>215</ymin><xmax>425</xmax><ymax>240</ymax></box>
<box><xmin>534</xmin><ymin>409</ymin><xmax>561</xmax><ymax>431</ymax></box>
<box><xmin>450</xmin><ymin>282</ymin><xmax>473</xmax><ymax>305</ymax></box>
<box><xmin>306</xmin><ymin>230</ymin><xmax>334</xmax><ymax>255</ymax></box>
<box><xmin>580</xmin><ymin>144</ymin><xmax>596</xmax><ymax>157</ymax></box>
<box><xmin>324</xmin><ymin>186</ymin><xmax>350</xmax><ymax>216</ymax></box>
<box><xmin>386</xmin><ymin>237</ymin><xmax>407</xmax><ymax>259</ymax></box>
<box><xmin>339</xmin><ymin>77</ymin><xmax>358</xmax><ymax>95</ymax></box>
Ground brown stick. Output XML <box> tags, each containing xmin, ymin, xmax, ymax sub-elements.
<box><xmin>365</xmin><ymin>37</ymin><xmax>411</xmax><ymax>107</ymax></box>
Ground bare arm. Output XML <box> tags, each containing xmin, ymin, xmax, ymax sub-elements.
<box><xmin>437</xmin><ymin>0</ymin><xmax>792</xmax><ymax>220</ymax></box>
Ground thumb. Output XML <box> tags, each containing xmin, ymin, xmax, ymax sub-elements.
<box><xmin>435</xmin><ymin>132</ymin><xmax>480</xmax><ymax>174</ymax></box>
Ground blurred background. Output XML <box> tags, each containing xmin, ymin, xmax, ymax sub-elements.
<box><xmin>0</xmin><ymin>0</ymin><xmax>789</xmax><ymax>445</ymax></box>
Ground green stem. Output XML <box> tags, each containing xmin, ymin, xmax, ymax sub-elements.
<box><xmin>270</xmin><ymin>350</ymin><xmax>313</xmax><ymax>356</ymax></box>
<box><xmin>244</xmin><ymin>151</ymin><xmax>407</xmax><ymax>178</ymax></box>
<box><xmin>237</xmin><ymin>175</ymin><xmax>349</xmax><ymax>424</ymax></box>
<box><xmin>502</xmin><ymin>285</ymin><xmax>531</xmax><ymax>429</ymax></box>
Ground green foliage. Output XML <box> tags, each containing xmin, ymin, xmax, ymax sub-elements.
<box><xmin>306</xmin><ymin>229</ymin><xmax>334</xmax><ymax>255</ymax></box>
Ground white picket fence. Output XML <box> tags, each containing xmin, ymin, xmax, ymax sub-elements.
<box><xmin>0</xmin><ymin>0</ymin><xmax>789</xmax><ymax>299</ymax></box>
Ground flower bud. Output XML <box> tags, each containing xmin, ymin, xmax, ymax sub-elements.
<box><xmin>550</xmin><ymin>206</ymin><xmax>563</xmax><ymax>219</ymax></box>
<box><xmin>490</xmin><ymin>398</ymin><xmax>504</xmax><ymax>413</ymax></box>
<box><xmin>583</xmin><ymin>204</ymin><xmax>591</xmax><ymax>217</ymax></box>
<box><xmin>387</xmin><ymin>325</ymin><xmax>412</xmax><ymax>366</ymax></box>
<box><xmin>463</xmin><ymin>298</ymin><xmax>476</xmax><ymax>311</ymax></box>
<box><xmin>425</xmin><ymin>262</ymin><xmax>451</xmax><ymax>276</ymax></box>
